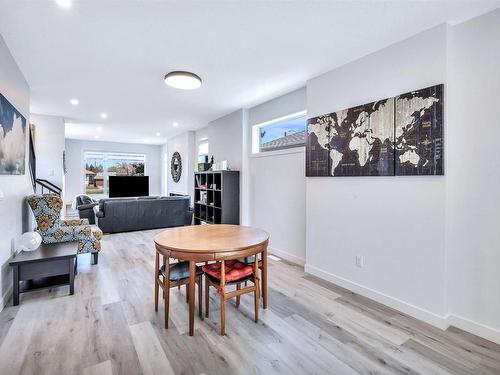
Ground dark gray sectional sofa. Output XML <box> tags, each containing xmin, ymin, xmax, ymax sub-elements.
<box><xmin>95</xmin><ymin>196</ymin><xmax>192</xmax><ymax>233</ymax></box>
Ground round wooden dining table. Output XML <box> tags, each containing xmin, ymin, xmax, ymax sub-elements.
<box><xmin>154</xmin><ymin>224</ymin><xmax>269</xmax><ymax>336</ymax></box>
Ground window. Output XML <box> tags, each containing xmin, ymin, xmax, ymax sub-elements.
<box><xmin>252</xmin><ymin>111</ymin><xmax>307</xmax><ymax>153</ymax></box>
<box><xmin>198</xmin><ymin>139</ymin><xmax>209</xmax><ymax>163</ymax></box>
<box><xmin>84</xmin><ymin>151</ymin><xmax>146</xmax><ymax>197</ymax></box>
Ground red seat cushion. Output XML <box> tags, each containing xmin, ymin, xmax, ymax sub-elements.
<box><xmin>202</xmin><ymin>260</ymin><xmax>254</xmax><ymax>283</ymax></box>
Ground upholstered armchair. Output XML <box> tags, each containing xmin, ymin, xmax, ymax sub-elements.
<box><xmin>74</xmin><ymin>194</ymin><xmax>98</xmax><ymax>224</ymax></box>
<box><xmin>26</xmin><ymin>194</ymin><xmax>103</xmax><ymax>264</ymax></box>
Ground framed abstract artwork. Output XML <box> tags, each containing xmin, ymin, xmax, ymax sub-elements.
<box><xmin>0</xmin><ymin>93</ymin><xmax>26</xmax><ymax>175</ymax></box>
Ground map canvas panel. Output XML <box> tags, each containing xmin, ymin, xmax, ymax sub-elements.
<box><xmin>306</xmin><ymin>114</ymin><xmax>331</xmax><ymax>176</ymax></box>
<box><xmin>395</xmin><ymin>84</ymin><xmax>444</xmax><ymax>175</ymax></box>
<box><xmin>0</xmin><ymin>93</ymin><xmax>26</xmax><ymax>175</ymax></box>
<box><xmin>329</xmin><ymin>99</ymin><xmax>394</xmax><ymax>176</ymax></box>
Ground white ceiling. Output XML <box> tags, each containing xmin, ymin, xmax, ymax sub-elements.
<box><xmin>0</xmin><ymin>0</ymin><xmax>498</xmax><ymax>145</ymax></box>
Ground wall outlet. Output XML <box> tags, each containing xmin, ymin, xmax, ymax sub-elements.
<box><xmin>355</xmin><ymin>255</ymin><xmax>364</xmax><ymax>268</ymax></box>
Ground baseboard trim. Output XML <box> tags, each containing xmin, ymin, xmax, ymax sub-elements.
<box><xmin>268</xmin><ymin>246</ymin><xmax>305</xmax><ymax>266</ymax></box>
<box><xmin>447</xmin><ymin>314</ymin><xmax>500</xmax><ymax>345</ymax></box>
<box><xmin>304</xmin><ymin>263</ymin><xmax>449</xmax><ymax>330</ymax></box>
<box><xmin>0</xmin><ymin>285</ymin><xmax>12</xmax><ymax>312</ymax></box>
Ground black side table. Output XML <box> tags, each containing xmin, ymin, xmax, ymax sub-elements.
<box><xmin>9</xmin><ymin>242</ymin><xmax>77</xmax><ymax>305</ymax></box>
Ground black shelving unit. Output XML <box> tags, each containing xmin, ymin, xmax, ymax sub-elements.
<box><xmin>193</xmin><ymin>170</ymin><xmax>239</xmax><ymax>225</ymax></box>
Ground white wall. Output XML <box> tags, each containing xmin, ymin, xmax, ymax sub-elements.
<box><xmin>160</xmin><ymin>143</ymin><xmax>168</xmax><ymax>196</ymax></box>
<box><xmin>305</xmin><ymin>25</ymin><xmax>449</xmax><ymax>325</ymax></box>
<box><xmin>195</xmin><ymin>109</ymin><xmax>245</xmax><ymax>171</ymax></box>
<box><xmin>248</xmin><ymin>88</ymin><xmax>307</xmax><ymax>264</ymax></box>
<box><xmin>64</xmin><ymin>139</ymin><xmax>162</xmax><ymax>202</ymax></box>
<box><xmin>446</xmin><ymin>9</ymin><xmax>500</xmax><ymax>340</ymax></box>
<box><xmin>165</xmin><ymin>131</ymin><xmax>195</xmax><ymax>198</ymax></box>
<box><xmin>196</xmin><ymin>109</ymin><xmax>246</xmax><ymax>221</ymax></box>
<box><xmin>31</xmin><ymin>114</ymin><xmax>65</xmax><ymax>193</ymax></box>
<box><xmin>0</xmin><ymin>35</ymin><xmax>32</xmax><ymax>309</ymax></box>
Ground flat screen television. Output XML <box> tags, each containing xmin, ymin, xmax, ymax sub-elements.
<box><xmin>108</xmin><ymin>176</ymin><xmax>149</xmax><ymax>198</ymax></box>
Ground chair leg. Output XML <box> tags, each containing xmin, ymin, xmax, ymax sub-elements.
<box><xmin>91</xmin><ymin>252</ymin><xmax>98</xmax><ymax>265</ymax></box>
<box><xmin>220</xmin><ymin>291</ymin><xmax>225</xmax><ymax>336</ymax></box>
<box><xmin>254</xmin><ymin>259</ymin><xmax>259</xmax><ymax>323</ymax></box>
<box><xmin>236</xmin><ymin>284</ymin><xmax>241</xmax><ymax>308</ymax></box>
<box><xmin>161</xmin><ymin>255</ymin><xmax>170</xmax><ymax>329</ymax></box>
<box><xmin>258</xmin><ymin>276</ymin><xmax>261</xmax><ymax>300</ymax></box>
<box><xmin>154</xmin><ymin>253</ymin><xmax>159</xmax><ymax>312</ymax></box>
<box><xmin>186</xmin><ymin>284</ymin><xmax>189</xmax><ymax>303</ymax></box>
<box><xmin>164</xmin><ymin>280</ymin><xmax>169</xmax><ymax>329</ymax></box>
<box><xmin>205</xmin><ymin>278</ymin><xmax>210</xmax><ymax>318</ymax></box>
<box><xmin>198</xmin><ymin>276</ymin><xmax>203</xmax><ymax>319</ymax></box>
<box><xmin>254</xmin><ymin>281</ymin><xmax>259</xmax><ymax>323</ymax></box>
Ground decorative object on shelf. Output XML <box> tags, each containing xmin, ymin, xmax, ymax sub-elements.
<box><xmin>18</xmin><ymin>232</ymin><xmax>42</xmax><ymax>252</ymax></box>
<box><xmin>0</xmin><ymin>93</ymin><xmax>26</xmax><ymax>175</ymax></box>
<box><xmin>306</xmin><ymin>84</ymin><xmax>444</xmax><ymax>177</ymax></box>
<box><xmin>198</xmin><ymin>162</ymin><xmax>211</xmax><ymax>172</ymax></box>
<box><xmin>199</xmin><ymin>191</ymin><xmax>207</xmax><ymax>204</ymax></box>
<box><xmin>171</xmin><ymin>151</ymin><xmax>182</xmax><ymax>182</ymax></box>
<box><xmin>212</xmin><ymin>160</ymin><xmax>229</xmax><ymax>171</ymax></box>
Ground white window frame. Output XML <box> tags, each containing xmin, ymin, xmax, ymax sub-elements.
<box><xmin>82</xmin><ymin>150</ymin><xmax>147</xmax><ymax>197</ymax></box>
<box><xmin>198</xmin><ymin>138</ymin><xmax>209</xmax><ymax>163</ymax></box>
<box><xmin>251</xmin><ymin>110</ymin><xmax>307</xmax><ymax>154</ymax></box>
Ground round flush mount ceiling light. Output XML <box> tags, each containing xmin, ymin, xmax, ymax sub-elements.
<box><xmin>100</xmin><ymin>113</ymin><xmax>108</xmax><ymax>119</ymax></box>
<box><xmin>164</xmin><ymin>71</ymin><xmax>202</xmax><ymax>90</ymax></box>
<box><xmin>173</xmin><ymin>122</ymin><xmax>179</xmax><ymax>127</ymax></box>
<box><xmin>69</xmin><ymin>98</ymin><xmax>79</xmax><ymax>105</ymax></box>
<box><xmin>55</xmin><ymin>0</ymin><xmax>72</xmax><ymax>9</ymax></box>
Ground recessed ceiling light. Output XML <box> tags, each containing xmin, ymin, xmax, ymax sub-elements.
<box><xmin>94</xmin><ymin>135</ymin><xmax>100</xmax><ymax>139</ymax></box>
<box><xmin>164</xmin><ymin>71</ymin><xmax>202</xmax><ymax>90</ymax></box>
<box><xmin>97</xmin><ymin>127</ymin><xmax>103</xmax><ymax>131</ymax></box>
<box><xmin>156</xmin><ymin>132</ymin><xmax>161</xmax><ymax>136</ymax></box>
<box><xmin>55</xmin><ymin>0</ymin><xmax>72</xmax><ymax>9</ymax></box>
<box><xmin>100</xmin><ymin>113</ymin><xmax>108</xmax><ymax>119</ymax></box>
<box><xmin>173</xmin><ymin>122</ymin><xmax>179</xmax><ymax>127</ymax></box>
<box><xmin>69</xmin><ymin>98</ymin><xmax>79</xmax><ymax>105</ymax></box>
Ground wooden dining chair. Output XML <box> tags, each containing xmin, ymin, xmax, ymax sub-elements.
<box><xmin>203</xmin><ymin>257</ymin><xmax>259</xmax><ymax>335</ymax></box>
<box><xmin>155</xmin><ymin>251</ymin><xmax>203</xmax><ymax>329</ymax></box>
<box><xmin>243</xmin><ymin>254</ymin><xmax>263</xmax><ymax>294</ymax></box>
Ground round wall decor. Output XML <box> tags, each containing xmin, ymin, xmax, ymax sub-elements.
<box><xmin>171</xmin><ymin>152</ymin><xmax>182</xmax><ymax>182</ymax></box>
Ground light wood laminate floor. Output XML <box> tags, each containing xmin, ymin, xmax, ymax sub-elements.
<box><xmin>0</xmin><ymin>229</ymin><xmax>499</xmax><ymax>374</ymax></box>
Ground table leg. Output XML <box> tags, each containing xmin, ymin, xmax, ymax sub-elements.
<box><xmin>13</xmin><ymin>265</ymin><xmax>19</xmax><ymax>306</ymax></box>
<box><xmin>188</xmin><ymin>260</ymin><xmax>196</xmax><ymax>336</ymax></box>
<box><xmin>69</xmin><ymin>257</ymin><xmax>75</xmax><ymax>295</ymax></box>
<box><xmin>262</xmin><ymin>247</ymin><xmax>268</xmax><ymax>309</ymax></box>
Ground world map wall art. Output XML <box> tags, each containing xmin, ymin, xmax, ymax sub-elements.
<box><xmin>0</xmin><ymin>93</ymin><xmax>26</xmax><ymax>175</ymax></box>
<box><xmin>306</xmin><ymin>84</ymin><xmax>444</xmax><ymax>177</ymax></box>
